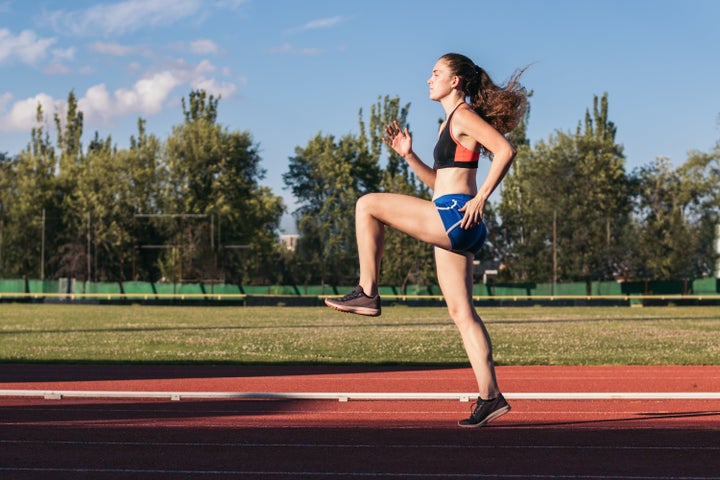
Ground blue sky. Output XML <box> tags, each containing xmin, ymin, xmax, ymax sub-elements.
<box><xmin>1</xmin><ymin>0</ymin><xmax>719</xmax><ymax>232</ymax></box>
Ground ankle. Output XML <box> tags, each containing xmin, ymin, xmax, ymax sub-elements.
<box><xmin>479</xmin><ymin>391</ymin><xmax>501</xmax><ymax>401</ymax></box>
<box><xmin>358</xmin><ymin>283</ymin><xmax>378</xmax><ymax>297</ymax></box>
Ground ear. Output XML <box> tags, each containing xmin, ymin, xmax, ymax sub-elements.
<box><xmin>451</xmin><ymin>75</ymin><xmax>461</xmax><ymax>89</ymax></box>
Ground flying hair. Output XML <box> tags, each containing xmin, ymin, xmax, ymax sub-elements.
<box><xmin>440</xmin><ymin>53</ymin><xmax>529</xmax><ymax>135</ymax></box>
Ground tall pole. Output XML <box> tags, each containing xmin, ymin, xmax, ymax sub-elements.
<box><xmin>40</xmin><ymin>208</ymin><xmax>46</xmax><ymax>280</ymax></box>
<box><xmin>552</xmin><ymin>209</ymin><xmax>557</xmax><ymax>295</ymax></box>
<box><xmin>87</xmin><ymin>212</ymin><xmax>91</xmax><ymax>285</ymax></box>
<box><xmin>132</xmin><ymin>213</ymin><xmax>136</xmax><ymax>280</ymax></box>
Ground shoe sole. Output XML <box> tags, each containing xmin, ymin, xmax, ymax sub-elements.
<box><xmin>457</xmin><ymin>404</ymin><xmax>511</xmax><ymax>428</ymax></box>
<box><xmin>324</xmin><ymin>299</ymin><xmax>381</xmax><ymax>317</ymax></box>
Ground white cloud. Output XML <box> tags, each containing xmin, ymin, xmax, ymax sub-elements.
<box><xmin>89</xmin><ymin>41</ymin><xmax>140</xmax><ymax>56</ymax></box>
<box><xmin>43</xmin><ymin>63</ymin><xmax>72</xmax><ymax>75</ymax></box>
<box><xmin>162</xmin><ymin>59</ymin><xmax>236</xmax><ymax>97</ymax></box>
<box><xmin>269</xmin><ymin>43</ymin><xmax>322</xmax><ymax>55</ymax></box>
<box><xmin>287</xmin><ymin>15</ymin><xmax>345</xmax><ymax>34</ymax></box>
<box><xmin>80</xmin><ymin>84</ymin><xmax>112</xmax><ymax>118</ymax></box>
<box><xmin>301</xmin><ymin>16</ymin><xmax>344</xmax><ymax>30</ymax></box>
<box><xmin>194</xmin><ymin>59</ymin><xmax>215</xmax><ymax>75</ymax></box>
<box><xmin>190</xmin><ymin>39</ymin><xmax>219</xmax><ymax>55</ymax></box>
<box><xmin>0</xmin><ymin>93</ymin><xmax>63</xmax><ymax>132</ymax></box>
<box><xmin>42</xmin><ymin>0</ymin><xmax>203</xmax><ymax>36</ymax></box>
<box><xmin>0</xmin><ymin>28</ymin><xmax>57</xmax><ymax>65</ymax></box>
<box><xmin>191</xmin><ymin>78</ymin><xmax>236</xmax><ymax>98</ymax></box>
<box><xmin>0</xmin><ymin>60</ymin><xmax>238</xmax><ymax>132</ymax></box>
<box><xmin>0</xmin><ymin>92</ymin><xmax>12</xmax><ymax>112</ymax></box>
<box><xmin>51</xmin><ymin>47</ymin><xmax>76</xmax><ymax>62</ymax></box>
<box><xmin>214</xmin><ymin>0</ymin><xmax>249</xmax><ymax>9</ymax></box>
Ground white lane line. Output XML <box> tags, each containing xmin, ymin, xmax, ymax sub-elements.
<box><xmin>1</xmin><ymin>390</ymin><xmax>720</xmax><ymax>401</ymax></box>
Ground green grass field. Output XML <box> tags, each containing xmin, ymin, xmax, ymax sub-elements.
<box><xmin>0</xmin><ymin>304</ymin><xmax>718</xmax><ymax>365</ymax></box>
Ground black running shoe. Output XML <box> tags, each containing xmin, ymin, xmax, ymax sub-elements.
<box><xmin>324</xmin><ymin>285</ymin><xmax>381</xmax><ymax>317</ymax></box>
<box><xmin>458</xmin><ymin>394</ymin><xmax>511</xmax><ymax>428</ymax></box>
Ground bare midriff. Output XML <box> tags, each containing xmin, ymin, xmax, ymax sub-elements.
<box><xmin>432</xmin><ymin>167</ymin><xmax>477</xmax><ymax>200</ymax></box>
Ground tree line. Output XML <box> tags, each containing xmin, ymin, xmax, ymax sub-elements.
<box><xmin>0</xmin><ymin>89</ymin><xmax>718</xmax><ymax>286</ymax></box>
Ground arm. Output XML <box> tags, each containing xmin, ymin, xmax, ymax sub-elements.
<box><xmin>452</xmin><ymin>109</ymin><xmax>516</xmax><ymax>229</ymax></box>
<box><xmin>383</xmin><ymin>120</ymin><xmax>437</xmax><ymax>190</ymax></box>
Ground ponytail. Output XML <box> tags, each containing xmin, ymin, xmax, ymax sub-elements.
<box><xmin>440</xmin><ymin>53</ymin><xmax>528</xmax><ymax>135</ymax></box>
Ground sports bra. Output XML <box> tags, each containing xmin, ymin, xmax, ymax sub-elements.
<box><xmin>433</xmin><ymin>103</ymin><xmax>480</xmax><ymax>170</ymax></box>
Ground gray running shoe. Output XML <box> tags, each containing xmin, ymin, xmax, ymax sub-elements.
<box><xmin>458</xmin><ymin>394</ymin><xmax>511</xmax><ymax>428</ymax></box>
<box><xmin>324</xmin><ymin>285</ymin><xmax>381</xmax><ymax>317</ymax></box>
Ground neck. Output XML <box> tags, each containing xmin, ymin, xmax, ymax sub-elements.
<box><xmin>441</xmin><ymin>95</ymin><xmax>466</xmax><ymax>116</ymax></box>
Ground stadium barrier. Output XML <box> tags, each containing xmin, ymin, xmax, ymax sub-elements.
<box><xmin>1</xmin><ymin>278</ymin><xmax>719</xmax><ymax>306</ymax></box>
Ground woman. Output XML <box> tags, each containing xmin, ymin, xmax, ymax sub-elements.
<box><xmin>325</xmin><ymin>53</ymin><xmax>527</xmax><ymax>427</ymax></box>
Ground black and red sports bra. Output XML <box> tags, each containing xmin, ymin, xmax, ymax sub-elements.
<box><xmin>433</xmin><ymin>104</ymin><xmax>480</xmax><ymax>170</ymax></box>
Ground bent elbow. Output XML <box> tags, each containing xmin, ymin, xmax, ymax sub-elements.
<box><xmin>496</xmin><ymin>145</ymin><xmax>515</xmax><ymax>165</ymax></box>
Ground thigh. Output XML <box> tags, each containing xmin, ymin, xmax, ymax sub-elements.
<box><xmin>358</xmin><ymin>193</ymin><xmax>452</xmax><ymax>249</ymax></box>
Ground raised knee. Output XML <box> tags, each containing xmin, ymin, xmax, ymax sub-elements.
<box><xmin>356</xmin><ymin>193</ymin><xmax>382</xmax><ymax>216</ymax></box>
<box><xmin>357</xmin><ymin>192</ymin><xmax>380</xmax><ymax>206</ymax></box>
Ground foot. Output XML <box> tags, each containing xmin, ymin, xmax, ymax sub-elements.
<box><xmin>458</xmin><ymin>394</ymin><xmax>511</xmax><ymax>428</ymax></box>
<box><xmin>324</xmin><ymin>285</ymin><xmax>381</xmax><ymax>317</ymax></box>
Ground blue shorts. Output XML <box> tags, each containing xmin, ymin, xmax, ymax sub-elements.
<box><xmin>433</xmin><ymin>194</ymin><xmax>487</xmax><ymax>254</ymax></box>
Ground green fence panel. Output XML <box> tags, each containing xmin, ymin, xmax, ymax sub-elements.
<box><xmin>0</xmin><ymin>279</ymin><xmax>26</xmax><ymax>293</ymax></box>
<box><xmin>176</xmin><ymin>283</ymin><xmax>204</xmax><ymax>295</ymax></box>
<box><xmin>693</xmin><ymin>277</ymin><xmax>719</xmax><ymax>294</ymax></box>
<box><xmin>491</xmin><ymin>283</ymin><xmax>536</xmax><ymax>297</ymax></box>
<box><xmin>299</xmin><ymin>285</ymin><xmax>338</xmax><ymax>296</ymax></box>
<box><xmin>122</xmin><ymin>282</ymin><xmax>156</xmax><ymax>295</ymax></box>
<box><xmin>154</xmin><ymin>283</ymin><xmax>177</xmax><ymax>295</ymax></box>
<box><xmin>29</xmin><ymin>279</ymin><xmax>60</xmax><ymax>294</ymax></box>
<box><xmin>208</xmin><ymin>284</ymin><xmax>242</xmax><ymax>295</ymax></box>
<box><xmin>3</xmin><ymin>278</ymin><xmax>719</xmax><ymax>301</ymax></box>
<box><xmin>83</xmin><ymin>282</ymin><xmax>122</xmax><ymax>294</ymax></box>
<box><xmin>592</xmin><ymin>281</ymin><xmax>623</xmax><ymax>296</ymax></box>
<box><xmin>241</xmin><ymin>286</ymin><xmax>273</xmax><ymax>295</ymax></box>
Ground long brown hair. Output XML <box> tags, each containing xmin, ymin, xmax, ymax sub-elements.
<box><xmin>440</xmin><ymin>53</ymin><xmax>528</xmax><ymax>135</ymax></box>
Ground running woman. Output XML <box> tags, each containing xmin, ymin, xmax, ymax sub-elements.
<box><xmin>325</xmin><ymin>53</ymin><xmax>528</xmax><ymax>427</ymax></box>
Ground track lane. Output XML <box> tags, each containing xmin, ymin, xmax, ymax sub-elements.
<box><xmin>1</xmin><ymin>365</ymin><xmax>719</xmax><ymax>479</ymax></box>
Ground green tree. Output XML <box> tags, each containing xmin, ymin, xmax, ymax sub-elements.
<box><xmin>492</xmin><ymin>93</ymin><xmax>533</xmax><ymax>281</ymax></box>
<box><xmin>361</xmin><ymin>96</ymin><xmax>436</xmax><ymax>288</ymax></box>
<box><xmin>62</xmin><ymin>131</ymin><xmax>144</xmax><ymax>283</ymax></box>
<box><xmin>285</xmin><ymin>132</ymin><xmax>374</xmax><ymax>284</ymax></box>
<box><xmin>52</xmin><ymin>91</ymin><xmax>90</xmax><ymax>280</ymax></box>
<box><xmin>499</xmin><ymin>93</ymin><xmax>631</xmax><ymax>284</ymax></box>
<box><xmin>2</xmin><ymin>105</ymin><xmax>60</xmax><ymax>279</ymax></box>
<box><xmin>163</xmin><ymin>90</ymin><xmax>283</xmax><ymax>283</ymax></box>
<box><xmin>284</xmin><ymin>95</ymin><xmax>433</xmax><ymax>286</ymax></box>
<box><xmin>124</xmin><ymin>119</ymin><xmax>164</xmax><ymax>281</ymax></box>
<box><xmin>0</xmin><ymin>151</ymin><xmax>16</xmax><ymax>276</ymax></box>
<box><xmin>631</xmin><ymin>149</ymin><xmax>720</xmax><ymax>279</ymax></box>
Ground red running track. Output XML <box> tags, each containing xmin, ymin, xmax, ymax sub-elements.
<box><xmin>1</xmin><ymin>365</ymin><xmax>719</xmax><ymax>479</ymax></box>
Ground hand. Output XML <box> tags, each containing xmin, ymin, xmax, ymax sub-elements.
<box><xmin>458</xmin><ymin>196</ymin><xmax>485</xmax><ymax>230</ymax></box>
<box><xmin>383</xmin><ymin>120</ymin><xmax>412</xmax><ymax>158</ymax></box>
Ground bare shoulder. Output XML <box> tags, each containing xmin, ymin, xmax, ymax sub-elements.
<box><xmin>452</xmin><ymin>105</ymin><xmax>494</xmax><ymax>138</ymax></box>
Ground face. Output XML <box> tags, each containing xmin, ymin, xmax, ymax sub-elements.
<box><xmin>427</xmin><ymin>59</ymin><xmax>457</xmax><ymax>101</ymax></box>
